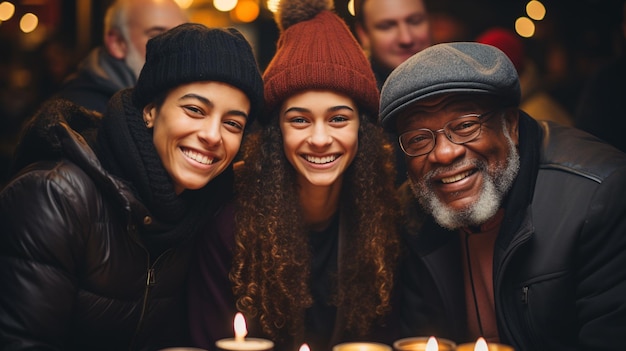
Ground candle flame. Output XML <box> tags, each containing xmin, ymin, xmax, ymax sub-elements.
<box><xmin>474</xmin><ymin>337</ymin><xmax>488</xmax><ymax>351</ymax></box>
<box><xmin>299</xmin><ymin>343</ymin><xmax>310</xmax><ymax>351</ymax></box>
<box><xmin>425</xmin><ymin>336</ymin><xmax>438</xmax><ymax>351</ymax></box>
<box><xmin>234</xmin><ymin>312</ymin><xmax>247</xmax><ymax>342</ymax></box>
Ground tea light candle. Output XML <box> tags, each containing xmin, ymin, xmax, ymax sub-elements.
<box><xmin>393</xmin><ymin>336</ymin><xmax>456</xmax><ymax>351</ymax></box>
<box><xmin>456</xmin><ymin>337</ymin><xmax>514</xmax><ymax>351</ymax></box>
<box><xmin>332</xmin><ymin>342</ymin><xmax>392</xmax><ymax>351</ymax></box>
<box><xmin>215</xmin><ymin>313</ymin><xmax>274</xmax><ymax>351</ymax></box>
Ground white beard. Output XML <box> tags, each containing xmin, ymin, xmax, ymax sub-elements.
<box><xmin>409</xmin><ymin>121</ymin><xmax>520</xmax><ymax>230</ymax></box>
<box><xmin>124</xmin><ymin>42</ymin><xmax>144</xmax><ymax>80</ymax></box>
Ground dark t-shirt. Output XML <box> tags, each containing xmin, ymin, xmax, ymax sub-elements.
<box><xmin>304</xmin><ymin>214</ymin><xmax>339</xmax><ymax>350</ymax></box>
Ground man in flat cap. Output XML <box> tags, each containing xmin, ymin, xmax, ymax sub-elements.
<box><xmin>380</xmin><ymin>42</ymin><xmax>626</xmax><ymax>349</ymax></box>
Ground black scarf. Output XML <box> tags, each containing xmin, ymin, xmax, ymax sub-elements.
<box><xmin>95</xmin><ymin>89</ymin><xmax>233</xmax><ymax>255</ymax></box>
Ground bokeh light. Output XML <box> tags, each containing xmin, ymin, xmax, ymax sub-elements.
<box><xmin>232</xmin><ymin>0</ymin><xmax>259</xmax><ymax>23</ymax></box>
<box><xmin>19</xmin><ymin>12</ymin><xmax>38</xmax><ymax>33</ymax></box>
<box><xmin>526</xmin><ymin>0</ymin><xmax>546</xmax><ymax>21</ymax></box>
<box><xmin>174</xmin><ymin>0</ymin><xmax>194</xmax><ymax>10</ymax></box>
<box><xmin>348</xmin><ymin>0</ymin><xmax>355</xmax><ymax>16</ymax></box>
<box><xmin>267</xmin><ymin>0</ymin><xmax>279</xmax><ymax>13</ymax></box>
<box><xmin>0</xmin><ymin>1</ymin><xmax>15</xmax><ymax>21</ymax></box>
<box><xmin>214</xmin><ymin>0</ymin><xmax>237</xmax><ymax>12</ymax></box>
<box><xmin>515</xmin><ymin>16</ymin><xmax>535</xmax><ymax>38</ymax></box>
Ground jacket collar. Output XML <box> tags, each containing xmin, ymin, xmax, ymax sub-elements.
<box><xmin>495</xmin><ymin>111</ymin><xmax>541</xmax><ymax>252</ymax></box>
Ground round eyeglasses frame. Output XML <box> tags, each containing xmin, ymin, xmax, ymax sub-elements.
<box><xmin>398</xmin><ymin>110</ymin><xmax>501</xmax><ymax>157</ymax></box>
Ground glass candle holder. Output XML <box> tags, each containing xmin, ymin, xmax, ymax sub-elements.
<box><xmin>456</xmin><ymin>342</ymin><xmax>514</xmax><ymax>351</ymax></box>
<box><xmin>333</xmin><ymin>342</ymin><xmax>392</xmax><ymax>351</ymax></box>
<box><xmin>393</xmin><ymin>336</ymin><xmax>456</xmax><ymax>351</ymax></box>
<box><xmin>215</xmin><ymin>338</ymin><xmax>274</xmax><ymax>351</ymax></box>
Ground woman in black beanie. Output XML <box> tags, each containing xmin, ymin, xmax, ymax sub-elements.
<box><xmin>0</xmin><ymin>23</ymin><xmax>263</xmax><ymax>351</ymax></box>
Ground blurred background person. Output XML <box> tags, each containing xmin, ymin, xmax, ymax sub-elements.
<box><xmin>353</xmin><ymin>0</ymin><xmax>432</xmax><ymax>89</ymax></box>
<box><xmin>476</xmin><ymin>27</ymin><xmax>574</xmax><ymax>126</ymax></box>
<box><xmin>353</xmin><ymin>0</ymin><xmax>432</xmax><ymax>186</ymax></box>
<box><xmin>53</xmin><ymin>0</ymin><xmax>188</xmax><ymax>114</ymax></box>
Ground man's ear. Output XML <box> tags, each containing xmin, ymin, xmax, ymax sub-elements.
<box><xmin>355</xmin><ymin>23</ymin><xmax>370</xmax><ymax>51</ymax></box>
<box><xmin>104</xmin><ymin>29</ymin><xmax>128</xmax><ymax>60</ymax></box>
<box><xmin>507</xmin><ymin>109</ymin><xmax>520</xmax><ymax>146</ymax></box>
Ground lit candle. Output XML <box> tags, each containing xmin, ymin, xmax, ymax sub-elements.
<box><xmin>393</xmin><ymin>336</ymin><xmax>457</xmax><ymax>351</ymax></box>
<box><xmin>455</xmin><ymin>337</ymin><xmax>514</xmax><ymax>351</ymax></box>
<box><xmin>215</xmin><ymin>313</ymin><xmax>274</xmax><ymax>351</ymax></box>
<box><xmin>299</xmin><ymin>344</ymin><xmax>310</xmax><ymax>351</ymax></box>
<box><xmin>332</xmin><ymin>342</ymin><xmax>392</xmax><ymax>351</ymax></box>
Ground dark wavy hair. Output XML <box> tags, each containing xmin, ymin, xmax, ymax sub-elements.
<box><xmin>230</xmin><ymin>111</ymin><xmax>401</xmax><ymax>347</ymax></box>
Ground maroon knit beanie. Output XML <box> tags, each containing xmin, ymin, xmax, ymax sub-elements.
<box><xmin>262</xmin><ymin>0</ymin><xmax>379</xmax><ymax>123</ymax></box>
<box><xmin>476</xmin><ymin>27</ymin><xmax>525</xmax><ymax>73</ymax></box>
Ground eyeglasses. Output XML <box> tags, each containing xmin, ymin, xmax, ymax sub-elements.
<box><xmin>398</xmin><ymin>110</ymin><xmax>500</xmax><ymax>157</ymax></box>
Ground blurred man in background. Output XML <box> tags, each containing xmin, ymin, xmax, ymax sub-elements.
<box><xmin>353</xmin><ymin>0</ymin><xmax>433</xmax><ymax>186</ymax></box>
<box><xmin>55</xmin><ymin>0</ymin><xmax>188</xmax><ymax>113</ymax></box>
<box><xmin>354</xmin><ymin>0</ymin><xmax>432</xmax><ymax>89</ymax></box>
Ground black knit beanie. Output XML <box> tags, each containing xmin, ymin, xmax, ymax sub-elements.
<box><xmin>132</xmin><ymin>23</ymin><xmax>264</xmax><ymax>125</ymax></box>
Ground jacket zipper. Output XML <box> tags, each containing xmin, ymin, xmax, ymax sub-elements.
<box><xmin>521</xmin><ymin>286</ymin><xmax>529</xmax><ymax>304</ymax></box>
<box><xmin>495</xmin><ymin>227</ymin><xmax>532</xmax><ymax>348</ymax></box>
<box><xmin>135</xmin><ymin>249</ymin><xmax>171</xmax><ymax>335</ymax></box>
<box><xmin>520</xmin><ymin>284</ymin><xmax>541</xmax><ymax>347</ymax></box>
<box><xmin>128</xmin><ymin>240</ymin><xmax>174</xmax><ymax>349</ymax></box>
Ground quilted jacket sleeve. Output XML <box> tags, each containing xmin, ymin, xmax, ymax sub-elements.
<box><xmin>0</xmin><ymin>161</ymin><xmax>96</xmax><ymax>350</ymax></box>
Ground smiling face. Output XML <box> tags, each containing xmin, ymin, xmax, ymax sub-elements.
<box><xmin>143</xmin><ymin>81</ymin><xmax>250</xmax><ymax>194</ymax></box>
<box><xmin>356</xmin><ymin>0</ymin><xmax>431</xmax><ymax>73</ymax></box>
<box><xmin>279</xmin><ymin>90</ymin><xmax>360</xmax><ymax>189</ymax></box>
<box><xmin>397</xmin><ymin>94</ymin><xmax>520</xmax><ymax>229</ymax></box>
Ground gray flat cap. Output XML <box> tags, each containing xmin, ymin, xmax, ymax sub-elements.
<box><xmin>379</xmin><ymin>42</ymin><xmax>520</xmax><ymax>133</ymax></box>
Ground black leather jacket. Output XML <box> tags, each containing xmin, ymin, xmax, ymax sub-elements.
<box><xmin>400</xmin><ymin>113</ymin><xmax>626</xmax><ymax>350</ymax></box>
<box><xmin>0</xmin><ymin>102</ymin><xmax>194</xmax><ymax>350</ymax></box>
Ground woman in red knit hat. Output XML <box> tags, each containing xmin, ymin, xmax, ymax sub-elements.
<box><xmin>188</xmin><ymin>0</ymin><xmax>402</xmax><ymax>350</ymax></box>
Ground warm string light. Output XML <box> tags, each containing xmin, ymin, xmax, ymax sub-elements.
<box><xmin>513</xmin><ymin>0</ymin><xmax>546</xmax><ymax>38</ymax></box>
<box><xmin>266</xmin><ymin>0</ymin><xmax>279</xmax><ymax>13</ymax></box>
<box><xmin>231</xmin><ymin>0</ymin><xmax>259</xmax><ymax>23</ymax></box>
<box><xmin>0</xmin><ymin>1</ymin><xmax>15</xmax><ymax>21</ymax></box>
<box><xmin>526</xmin><ymin>0</ymin><xmax>546</xmax><ymax>20</ymax></box>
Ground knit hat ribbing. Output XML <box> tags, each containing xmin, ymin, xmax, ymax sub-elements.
<box><xmin>133</xmin><ymin>23</ymin><xmax>264</xmax><ymax>125</ymax></box>
<box><xmin>262</xmin><ymin>0</ymin><xmax>379</xmax><ymax>123</ymax></box>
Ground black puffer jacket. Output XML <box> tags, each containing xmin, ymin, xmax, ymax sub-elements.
<box><xmin>400</xmin><ymin>113</ymin><xmax>626</xmax><ymax>350</ymax></box>
<box><xmin>0</xmin><ymin>99</ymin><xmax>205</xmax><ymax>350</ymax></box>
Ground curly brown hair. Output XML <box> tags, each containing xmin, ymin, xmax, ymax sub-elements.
<box><xmin>230</xmin><ymin>113</ymin><xmax>401</xmax><ymax>347</ymax></box>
